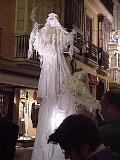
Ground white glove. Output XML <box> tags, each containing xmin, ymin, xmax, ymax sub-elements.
<box><xmin>71</xmin><ymin>29</ymin><xmax>77</xmax><ymax>35</ymax></box>
<box><xmin>33</xmin><ymin>22</ymin><xmax>39</xmax><ymax>31</ymax></box>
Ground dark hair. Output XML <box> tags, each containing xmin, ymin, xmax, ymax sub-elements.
<box><xmin>48</xmin><ymin>114</ymin><xmax>101</xmax><ymax>153</ymax></box>
<box><xmin>102</xmin><ymin>89</ymin><xmax>120</xmax><ymax>111</ymax></box>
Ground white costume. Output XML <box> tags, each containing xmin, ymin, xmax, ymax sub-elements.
<box><xmin>61</xmin><ymin>71</ymin><xmax>100</xmax><ymax>113</ymax></box>
<box><xmin>28</xmin><ymin>13</ymin><xmax>100</xmax><ymax>160</ymax></box>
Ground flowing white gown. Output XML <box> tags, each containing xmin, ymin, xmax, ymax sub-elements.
<box><xmin>28</xmin><ymin>13</ymin><xmax>76</xmax><ymax>160</ymax></box>
<box><xmin>28</xmin><ymin>13</ymin><xmax>100</xmax><ymax>160</ymax></box>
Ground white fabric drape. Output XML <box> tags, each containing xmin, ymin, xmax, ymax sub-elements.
<box><xmin>28</xmin><ymin>13</ymin><xmax>100</xmax><ymax>160</ymax></box>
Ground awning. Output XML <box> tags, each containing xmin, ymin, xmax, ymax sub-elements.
<box><xmin>88</xmin><ymin>73</ymin><xmax>99</xmax><ymax>85</ymax></box>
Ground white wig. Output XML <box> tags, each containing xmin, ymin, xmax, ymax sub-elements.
<box><xmin>44</xmin><ymin>13</ymin><xmax>61</xmax><ymax>27</ymax></box>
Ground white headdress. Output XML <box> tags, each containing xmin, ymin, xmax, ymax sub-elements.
<box><xmin>44</xmin><ymin>13</ymin><xmax>61</xmax><ymax>27</ymax></box>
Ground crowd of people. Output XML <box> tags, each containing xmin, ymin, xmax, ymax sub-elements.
<box><xmin>48</xmin><ymin>89</ymin><xmax>120</xmax><ymax>160</ymax></box>
<box><xmin>48</xmin><ymin>113</ymin><xmax>119</xmax><ymax>160</ymax></box>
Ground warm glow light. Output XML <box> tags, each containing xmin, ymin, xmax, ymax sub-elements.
<box><xmin>51</xmin><ymin>108</ymin><xmax>65</xmax><ymax>130</ymax></box>
<box><xmin>55</xmin><ymin>110</ymin><xmax>65</xmax><ymax>128</ymax></box>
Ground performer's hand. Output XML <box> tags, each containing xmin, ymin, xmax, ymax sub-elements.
<box><xmin>71</xmin><ymin>29</ymin><xmax>77</xmax><ymax>35</ymax></box>
<box><xmin>33</xmin><ymin>22</ymin><xmax>39</xmax><ymax>30</ymax></box>
<box><xmin>28</xmin><ymin>50</ymin><xmax>32</xmax><ymax>59</ymax></box>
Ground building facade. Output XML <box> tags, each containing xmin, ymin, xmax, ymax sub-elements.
<box><xmin>0</xmin><ymin>0</ymin><xmax>119</xmax><ymax>135</ymax></box>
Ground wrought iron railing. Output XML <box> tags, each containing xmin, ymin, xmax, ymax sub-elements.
<box><xmin>84</xmin><ymin>41</ymin><xmax>98</xmax><ymax>62</ymax></box>
<box><xmin>74</xmin><ymin>31</ymin><xmax>83</xmax><ymax>55</ymax></box>
<box><xmin>15</xmin><ymin>35</ymin><xmax>39</xmax><ymax>61</ymax></box>
<box><xmin>98</xmin><ymin>48</ymin><xmax>109</xmax><ymax>69</ymax></box>
<box><xmin>15</xmin><ymin>32</ymin><xmax>83</xmax><ymax>61</ymax></box>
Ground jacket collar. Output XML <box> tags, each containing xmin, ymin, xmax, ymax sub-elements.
<box><xmin>100</xmin><ymin>115</ymin><xmax>120</xmax><ymax>126</ymax></box>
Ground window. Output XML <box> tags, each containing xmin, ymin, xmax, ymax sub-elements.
<box><xmin>15</xmin><ymin>0</ymin><xmax>53</xmax><ymax>33</ymax></box>
<box><xmin>16</xmin><ymin>0</ymin><xmax>25</xmax><ymax>31</ymax></box>
<box><xmin>111</xmin><ymin>51</ymin><xmax>120</xmax><ymax>68</ymax></box>
<box><xmin>66</xmin><ymin>0</ymin><xmax>84</xmax><ymax>31</ymax></box>
<box><xmin>98</xmin><ymin>14</ymin><xmax>111</xmax><ymax>53</ymax></box>
<box><xmin>85</xmin><ymin>15</ymin><xmax>92</xmax><ymax>42</ymax></box>
<box><xmin>66</xmin><ymin>0</ymin><xmax>84</xmax><ymax>52</ymax></box>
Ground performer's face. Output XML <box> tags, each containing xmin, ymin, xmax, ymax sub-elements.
<box><xmin>49</xmin><ymin>18</ymin><xmax>56</xmax><ymax>27</ymax></box>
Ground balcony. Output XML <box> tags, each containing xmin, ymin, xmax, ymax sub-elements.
<box><xmin>15</xmin><ymin>35</ymin><xmax>39</xmax><ymax>61</ymax></box>
<box><xmin>14</xmin><ymin>35</ymin><xmax>40</xmax><ymax>70</ymax></box>
<box><xmin>84</xmin><ymin>41</ymin><xmax>98</xmax><ymax>62</ymax></box>
<box><xmin>109</xmin><ymin>68</ymin><xmax>120</xmax><ymax>88</ymax></box>
<box><xmin>109</xmin><ymin>68</ymin><xmax>120</xmax><ymax>83</ymax></box>
<box><xmin>74</xmin><ymin>28</ymin><xmax>83</xmax><ymax>56</ymax></box>
<box><xmin>83</xmin><ymin>41</ymin><xmax>98</xmax><ymax>68</ymax></box>
<box><xmin>109</xmin><ymin>51</ymin><xmax>120</xmax><ymax>85</ymax></box>
<box><xmin>98</xmin><ymin>48</ymin><xmax>109</xmax><ymax>70</ymax></box>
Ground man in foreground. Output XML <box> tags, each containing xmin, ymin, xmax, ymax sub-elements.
<box><xmin>0</xmin><ymin>117</ymin><xmax>19</xmax><ymax>160</ymax></box>
<box><xmin>48</xmin><ymin>114</ymin><xmax>119</xmax><ymax>160</ymax></box>
<box><xmin>99</xmin><ymin>89</ymin><xmax>120</xmax><ymax>156</ymax></box>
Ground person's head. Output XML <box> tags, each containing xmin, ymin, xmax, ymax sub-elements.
<box><xmin>100</xmin><ymin>89</ymin><xmax>120</xmax><ymax>120</ymax></box>
<box><xmin>48</xmin><ymin>114</ymin><xmax>101</xmax><ymax>160</ymax></box>
<box><xmin>45</xmin><ymin>13</ymin><xmax>61</xmax><ymax>27</ymax></box>
<box><xmin>0</xmin><ymin>106</ymin><xmax>7</xmax><ymax>115</ymax></box>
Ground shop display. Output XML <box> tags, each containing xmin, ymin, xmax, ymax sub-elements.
<box><xmin>31</xmin><ymin>101</ymin><xmax>40</xmax><ymax>128</ymax></box>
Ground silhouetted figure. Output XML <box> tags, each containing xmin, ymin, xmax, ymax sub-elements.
<box><xmin>0</xmin><ymin>106</ymin><xmax>12</xmax><ymax>120</ymax></box>
<box><xmin>0</xmin><ymin>117</ymin><xmax>19</xmax><ymax>160</ymax></box>
<box><xmin>99</xmin><ymin>89</ymin><xmax>120</xmax><ymax>156</ymax></box>
<box><xmin>48</xmin><ymin>114</ymin><xmax>120</xmax><ymax>160</ymax></box>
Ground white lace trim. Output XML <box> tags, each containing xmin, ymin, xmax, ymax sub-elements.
<box><xmin>61</xmin><ymin>71</ymin><xmax>100</xmax><ymax>112</ymax></box>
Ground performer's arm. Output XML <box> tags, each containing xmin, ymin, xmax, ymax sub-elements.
<box><xmin>63</xmin><ymin>29</ymin><xmax>77</xmax><ymax>58</ymax></box>
<box><xmin>28</xmin><ymin>22</ymin><xmax>39</xmax><ymax>58</ymax></box>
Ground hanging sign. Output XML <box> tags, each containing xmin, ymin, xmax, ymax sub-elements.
<box><xmin>112</xmin><ymin>29</ymin><xmax>120</xmax><ymax>42</ymax></box>
<box><xmin>88</xmin><ymin>73</ymin><xmax>99</xmax><ymax>85</ymax></box>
